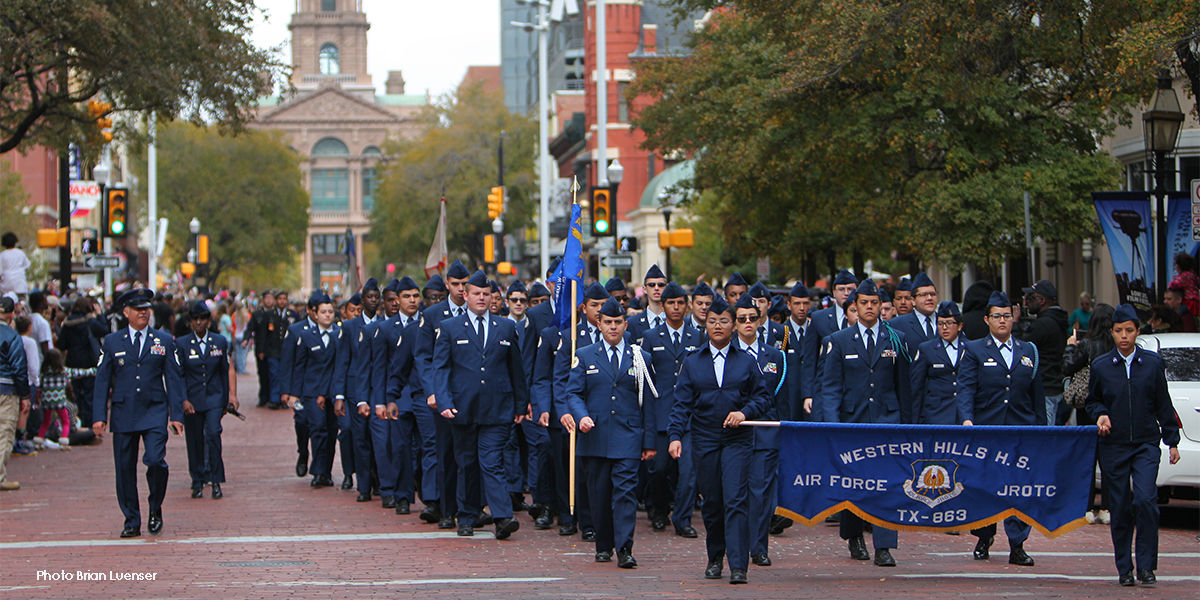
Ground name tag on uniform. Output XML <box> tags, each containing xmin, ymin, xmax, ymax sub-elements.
<box><xmin>499</xmin><ymin>339</ymin><xmax>511</xmax><ymax>346</ymax></box>
<box><xmin>189</xmin><ymin>352</ymin><xmax>199</xmax><ymax>359</ymax></box>
<box><xmin>652</xmin><ymin>346</ymin><xmax>665</xmax><ymax>351</ymax></box>
<box><xmin>787</xmin><ymin>348</ymin><xmax>795</xmax><ymax>354</ymax></box>
<box><xmin>456</xmin><ymin>339</ymin><xmax>469</xmax><ymax>345</ymax></box>
<box><xmin>932</xmin><ymin>363</ymin><xmax>945</xmax><ymax>368</ymax></box>
<box><xmin>845</xmin><ymin>354</ymin><xmax>859</xmax><ymax>359</ymax></box>
<box><xmin>1020</xmin><ymin>356</ymin><xmax>1033</xmax><ymax>368</ymax></box>
<box><xmin>983</xmin><ymin>360</ymin><xmax>998</xmax><ymax>367</ymax></box>
<box><xmin>586</xmin><ymin>366</ymin><xmax>599</xmax><ymax>374</ymax></box>
<box><xmin>114</xmin><ymin>351</ymin><xmax>126</xmax><ymax>357</ymax></box>
<box><xmin>310</xmin><ymin>345</ymin><xmax>321</xmax><ymax>351</ymax></box>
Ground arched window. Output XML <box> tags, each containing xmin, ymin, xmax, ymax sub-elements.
<box><xmin>318</xmin><ymin>43</ymin><xmax>339</xmax><ymax>75</ymax></box>
<box><xmin>362</xmin><ymin>146</ymin><xmax>382</xmax><ymax>157</ymax></box>
<box><xmin>312</xmin><ymin>137</ymin><xmax>349</xmax><ymax>157</ymax></box>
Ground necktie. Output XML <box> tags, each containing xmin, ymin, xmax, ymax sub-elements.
<box><xmin>476</xmin><ymin>315</ymin><xmax>486</xmax><ymax>346</ymax></box>
<box><xmin>746</xmin><ymin>342</ymin><xmax>757</xmax><ymax>360</ymax></box>
<box><xmin>610</xmin><ymin>346</ymin><xmax>620</xmax><ymax>372</ymax></box>
<box><xmin>924</xmin><ymin>317</ymin><xmax>933</xmax><ymax>338</ymax></box>
<box><xmin>134</xmin><ymin>330</ymin><xmax>142</xmax><ymax>355</ymax></box>
<box><xmin>757</xmin><ymin>326</ymin><xmax>765</xmax><ymax>341</ymax></box>
<box><xmin>713</xmin><ymin>351</ymin><xmax>725</xmax><ymax>387</ymax></box>
<box><xmin>841</xmin><ymin>316</ymin><xmax>848</xmax><ymax>330</ymax></box>
<box><xmin>673</xmin><ymin>331</ymin><xmax>680</xmax><ymax>347</ymax></box>
<box><xmin>865</xmin><ymin>328</ymin><xmax>875</xmax><ymax>357</ymax></box>
<box><xmin>592</xmin><ymin>328</ymin><xmax>599</xmax><ymax>345</ymax></box>
<box><xmin>654</xmin><ymin>316</ymin><xmax>662</xmax><ymax>330</ymax></box>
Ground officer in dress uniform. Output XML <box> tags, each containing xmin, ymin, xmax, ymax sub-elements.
<box><xmin>366</xmin><ymin>277</ymin><xmax>422</xmax><ymax>513</ymax></box>
<box><xmin>1086</xmin><ymin>304</ymin><xmax>1181</xmax><ymax>587</ymax></box>
<box><xmin>782</xmin><ymin>282</ymin><xmax>819</xmax><ymax>422</ymax></box>
<box><xmin>644</xmin><ymin>282</ymin><xmax>703</xmax><ymax>536</ymax></box>
<box><xmin>909</xmin><ymin>301</ymin><xmax>966</xmax><ymax>425</ymax></box>
<box><xmin>432</xmin><ymin>270</ymin><xmax>528</xmax><ymax>539</ymax></box>
<box><xmin>723</xmin><ymin>273</ymin><xmax>749</xmax><ymax>305</ymax></box>
<box><xmin>689</xmin><ymin>282</ymin><xmax>714</xmax><ymax>335</ymax></box>
<box><xmin>274</xmin><ymin>291</ymin><xmax>309</xmax><ymax>476</ymax></box>
<box><xmin>893</xmin><ymin>278</ymin><xmax>914</xmax><ymax>316</ymax></box>
<box><xmin>177</xmin><ymin>301</ymin><xmax>237</xmax><ymax>499</ymax></box>
<box><xmin>92</xmin><ymin>289</ymin><xmax>185</xmax><ymax>538</ymax></box>
<box><xmin>286</xmin><ymin>292</ymin><xmax>341</xmax><ymax>488</ymax></box>
<box><xmin>668</xmin><ymin>295</ymin><xmax>771</xmax><ymax>585</ymax></box>
<box><xmin>955</xmin><ymin>291</ymin><xmax>1043</xmax><ymax>567</ymax></box>
<box><xmin>747</xmin><ymin>282</ymin><xmax>785</xmax><ymax>348</ymax></box>
<box><xmin>565</xmin><ymin>297</ymin><xmax>656</xmax><ymax>568</ymax></box>
<box><xmin>333</xmin><ymin>280</ymin><xmax>384</xmax><ymax>503</ymax></box>
<box><xmin>627</xmin><ymin>265</ymin><xmax>669</xmax><ymax>343</ymax></box>
<box><xmin>810</xmin><ymin>270</ymin><xmax>858</xmax><ymax>344</ymax></box>
<box><xmin>605</xmin><ymin>277</ymin><xmax>630</xmax><ymax>311</ymax></box>
<box><xmin>503</xmin><ymin>280</ymin><xmax>546</xmax><ymax>515</ymax></box>
<box><xmin>423</xmin><ymin>274</ymin><xmax>447</xmax><ymax>308</ymax></box>
<box><xmin>246</xmin><ymin>290</ymin><xmax>276</xmax><ymax>407</ymax></box>
<box><xmin>890</xmin><ymin>272</ymin><xmax>939</xmax><ymax>347</ymax></box>
<box><xmin>816</xmin><ymin>279</ymin><xmax>911</xmax><ymax>566</ymax></box>
<box><xmin>525</xmin><ymin>259</ymin><xmax>559</xmax><ymax>335</ymax></box>
<box><xmin>731</xmin><ymin>295</ymin><xmax>788</xmax><ymax>567</ymax></box>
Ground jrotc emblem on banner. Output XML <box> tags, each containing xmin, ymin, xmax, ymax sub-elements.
<box><xmin>902</xmin><ymin>459</ymin><xmax>964</xmax><ymax>508</ymax></box>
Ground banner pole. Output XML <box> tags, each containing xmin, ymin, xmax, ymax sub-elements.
<box><xmin>568</xmin><ymin>279</ymin><xmax>579</xmax><ymax>516</ymax></box>
<box><xmin>740</xmin><ymin>420</ymin><xmax>782</xmax><ymax>427</ymax></box>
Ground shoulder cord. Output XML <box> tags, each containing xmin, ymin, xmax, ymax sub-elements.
<box><xmin>774</xmin><ymin>351</ymin><xmax>787</xmax><ymax>397</ymax></box>
<box><xmin>629</xmin><ymin>344</ymin><xmax>658</xmax><ymax>408</ymax></box>
<box><xmin>880</xmin><ymin>321</ymin><xmax>912</xmax><ymax>363</ymax></box>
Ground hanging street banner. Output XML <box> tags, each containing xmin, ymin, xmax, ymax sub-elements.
<box><xmin>774</xmin><ymin>422</ymin><xmax>1095</xmax><ymax>537</ymax></box>
<box><xmin>1093</xmin><ymin>192</ymin><xmax>1155</xmax><ymax>311</ymax></box>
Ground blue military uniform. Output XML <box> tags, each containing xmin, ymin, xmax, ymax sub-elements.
<box><xmin>626</xmin><ymin>264</ymin><xmax>668</xmax><ymax>344</ymax></box>
<box><xmin>889</xmin><ymin>272</ymin><xmax>939</xmax><ymax>347</ymax></box>
<box><xmin>367</xmin><ymin>283</ymin><xmax>420</xmax><ymax>511</ymax></box>
<box><xmin>332</xmin><ymin>289</ymin><xmax>381</xmax><ymax>499</ymax></box>
<box><xmin>1086</xmin><ymin>304</ymin><xmax>1181</xmax><ymax>584</ymax></box>
<box><xmin>93</xmin><ymin>289</ymin><xmax>185</xmax><ymax>535</ymax></box>
<box><xmin>747</xmin><ymin>282</ymin><xmax>786</xmax><ymax>348</ymax></box>
<box><xmin>503</xmin><ymin>280</ymin><xmax>548</xmax><ymax>515</ymax></box>
<box><xmin>909</xmin><ymin>301</ymin><xmax>966</xmax><ymax>425</ymax></box>
<box><xmin>287</xmin><ymin>293</ymin><xmax>341</xmax><ymax>486</ymax></box>
<box><xmin>955</xmin><ymin>291</ymin><xmax>1044</xmax><ymax>564</ymax></box>
<box><xmin>688</xmin><ymin>281</ymin><xmax>715</xmax><ymax>337</ymax></box>
<box><xmin>781</xmin><ymin>282</ymin><xmax>819</xmax><ymax>421</ymax></box>
<box><xmin>278</xmin><ymin>308</ymin><xmax>313</xmax><ymax>477</ymax></box>
<box><xmin>809</xmin><ymin>269</ymin><xmax>858</xmax><ymax>344</ymax></box>
<box><xmin>175</xmin><ymin>302</ymin><xmax>231</xmax><ymax>495</ymax></box>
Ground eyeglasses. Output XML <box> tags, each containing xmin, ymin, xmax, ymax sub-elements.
<box><xmin>936</xmin><ymin>320</ymin><xmax>959</xmax><ymax>328</ymax></box>
<box><xmin>987</xmin><ymin>313</ymin><xmax>1013</xmax><ymax>321</ymax></box>
<box><xmin>645</xmin><ymin>282</ymin><xmax>666</xmax><ymax>288</ymax></box>
<box><xmin>706</xmin><ymin>318</ymin><xmax>733</xmax><ymax>326</ymax></box>
<box><xmin>735</xmin><ymin>316</ymin><xmax>758</xmax><ymax>323</ymax></box>
<box><xmin>914</xmin><ymin>291</ymin><xmax>937</xmax><ymax>299</ymax></box>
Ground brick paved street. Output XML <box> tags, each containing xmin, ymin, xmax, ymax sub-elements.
<box><xmin>1</xmin><ymin>366</ymin><xmax>1197</xmax><ymax>599</ymax></box>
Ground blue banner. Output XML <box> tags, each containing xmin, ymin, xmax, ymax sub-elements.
<box><xmin>1168</xmin><ymin>193</ymin><xmax>1200</xmax><ymax>263</ymax></box>
<box><xmin>775</xmin><ymin>422</ymin><xmax>1095</xmax><ymax>537</ymax></box>
<box><xmin>1093</xmin><ymin>192</ymin><xmax>1155</xmax><ymax>311</ymax></box>
<box><xmin>551</xmin><ymin>203</ymin><xmax>585</xmax><ymax>330</ymax></box>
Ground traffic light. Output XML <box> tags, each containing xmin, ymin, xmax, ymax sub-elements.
<box><xmin>487</xmin><ymin>186</ymin><xmax>505</xmax><ymax>219</ymax></box>
<box><xmin>37</xmin><ymin>228</ymin><xmax>68</xmax><ymax>248</ymax></box>
<box><xmin>104</xmin><ymin>187</ymin><xmax>128</xmax><ymax>237</ymax></box>
<box><xmin>197</xmin><ymin>235</ymin><xmax>209</xmax><ymax>264</ymax></box>
<box><xmin>80</xmin><ymin>233</ymin><xmax>98</xmax><ymax>255</ymax></box>
<box><xmin>483</xmin><ymin>234</ymin><xmax>497</xmax><ymax>263</ymax></box>
<box><xmin>591</xmin><ymin>186</ymin><xmax>612</xmax><ymax>236</ymax></box>
<box><xmin>87</xmin><ymin>100</ymin><xmax>114</xmax><ymax>143</ymax></box>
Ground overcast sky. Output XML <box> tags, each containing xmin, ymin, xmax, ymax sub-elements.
<box><xmin>251</xmin><ymin>0</ymin><xmax>501</xmax><ymax>98</ymax></box>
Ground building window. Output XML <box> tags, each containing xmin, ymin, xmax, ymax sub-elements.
<box><xmin>618</xmin><ymin>82</ymin><xmax>631</xmax><ymax>123</ymax></box>
<box><xmin>312</xmin><ymin>137</ymin><xmax>348</xmax><ymax>157</ymax></box>
<box><xmin>362</xmin><ymin>168</ymin><xmax>377</xmax><ymax>212</ymax></box>
<box><xmin>321</xmin><ymin>0</ymin><xmax>336</xmax><ymax>12</ymax></box>
<box><xmin>319</xmin><ymin>43</ymin><xmax>339</xmax><ymax>75</ymax></box>
<box><xmin>311</xmin><ymin>169</ymin><xmax>349</xmax><ymax>211</ymax></box>
<box><xmin>362</xmin><ymin>145</ymin><xmax>382</xmax><ymax>157</ymax></box>
<box><xmin>311</xmin><ymin>234</ymin><xmax>345</xmax><ymax>256</ymax></box>
<box><xmin>1180</xmin><ymin>156</ymin><xmax>1199</xmax><ymax>191</ymax></box>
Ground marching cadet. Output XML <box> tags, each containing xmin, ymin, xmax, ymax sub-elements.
<box><xmin>627</xmin><ymin>265</ymin><xmax>669</xmax><ymax>343</ymax></box>
<box><xmin>273</xmin><ymin>290</ymin><xmax>309</xmax><ymax>477</ymax></box>
<box><xmin>893</xmin><ymin>278</ymin><xmax>914</xmax><ymax>316</ymax></box>
<box><xmin>287</xmin><ymin>292</ymin><xmax>341</xmax><ymax>488</ymax></box>
<box><xmin>246</xmin><ymin>290</ymin><xmax>276</xmax><ymax>408</ymax></box>
<box><xmin>177</xmin><ymin>300</ymin><xmax>236</xmax><ymax>500</ymax></box>
<box><xmin>810</xmin><ymin>269</ymin><xmax>858</xmax><ymax>343</ymax></box>
<box><xmin>417</xmin><ymin>259</ymin><xmax>473</xmax><ymax>529</ymax></box>
<box><xmin>525</xmin><ymin>258</ymin><xmax>559</xmax><ymax>335</ymax></box>
<box><xmin>360</xmin><ymin>277</ymin><xmax>382</xmax><ymax>320</ymax></box>
<box><xmin>503</xmin><ymin>280</ymin><xmax>545</xmax><ymax>514</ymax></box>
<box><xmin>341</xmin><ymin>293</ymin><xmax>363</xmax><ymax>321</ymax></box>
<box><xmin>529</xmin><ymin>282</ymin><xmax>551</xmax><ymax>307</ymax></box>
<box><xmin>891</xmin><ymin>272</ymin><xmax>939</xmax><ymax>347</ymax></box>
<box><xmin>565</xmin><ymin>296</ymin><xmax>657</xmax><ymax>568</ymax></box>
<box><xmin>605</xmin><ymin>277</ymin><xmax>630</xmax><ymax>311</ymax></box>
<box><xmin>644</xmin><ymin>282</ymin><xmax>703</xmax><ymax>537</ymax></box>
<box><xmin>689</xmin><ymin>282</ymin><xmax>714</xmax><ymax>334</ymax></box>
<box><xmin>92</xmin><ymin>289</ymin><xmax>185</xmax><ymax>538</ymax></box>
<box><xmin>816</xmin><ymin>279</ymin><xmax>910</xmax><ymax>566</ymax></box>
<box><xmin>732</xmin><ymin>295</ymin><xmax>788</xmax><ymax>567</ymax></box>
<box><xmin>1086</xmin><ymin>304</ymin><xmax>1181</xmax><ymax>587</ymax></box>
<box><xmin>423</xmin><ymin>274</ymin><xmax>447</xmax><ymax>307</ymax></box>
<box><xmin>747</xmin><ymin>282</ymin><xmax>785</xmax><ymax>348</ymax></box>
<box><xmin>768</xmin><ymin>296</ymin><xmax>789</xmax><ymax>324</ymax></box>
<box><xmin>909</xmin><ymin>301</ymin><xmax>966</xmax><ymax>425</ymax></box>
<box><xmin>723</xmin><ymin>273</ymin><xmax>749</xmax><ymax>304</ymax></box>
<box><xmin>333</xmin><ymin>281</ymin><xmax>385</xmax><ymax>503</ymax></box>
<box><xmin>668</xmin><ymin>295</ymin><xmax>771</xmax><ymax>585</ymax></box>
<box><xmin>368</xmin><ymin>277</ymin><xmax>421</xmax><ymax>514</ymax></box>
<box><xmin>879</xmin><ymin>289</ymin><xmax>896</xmax><ymax>321</ymax></box>
<box><xmin>489</xmin><ymin>280</ymin><xmax>505</xmax><ymax>316</ymax></box>
<box><xmin>782</xmin><ymin>282</ymin><xmax>818</xmax><ymax>424</ymax></box>
<box><xmin>956</xmin><ymin>291</ymin><xmax>1044</xmax><ymax>566</ymax></box>
<box><xmin>431</xmin><ymin>270</ymin><xmax>528</xmax><ymax>539</ymax></box>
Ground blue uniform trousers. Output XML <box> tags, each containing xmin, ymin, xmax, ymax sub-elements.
<box><xmin>436</xmin><ymin>416</ymin><xmax>459</xmax><ymax>517</ymax></box>
<box><xmin>300</xmin><ymin>397</ymin><xmax>336</xmax><ymax>478</ymax></box>
<box><xmin>648</xmin><ymin>430</ymin><xmax>698</xmax><ymax>528</ymax></box>
<box><xmin>1099</xmin><ymin>441</ymin><xmax>1162</xmax><ymax>574</ymax></box>
<box><xmin>451</xmin><ymin>423</ymin><xmax>513</xmax><ymax>525</ymax></box>
<box><xmin>747</xmin><ymin>447</ymin><xmax>779</xmax><ymax>556</ymax></box>
<box><xmin>255</xmin><ymin>353</ymin><xmax>272</xmax><ymax>406</ymax></box>
<box><xmin>841</xmin><ymin>512</ymin><xmax>899</xmax><ymax>550</ymax></box>
<box><xmin>548</xmin><ymin>426</ymin><xmax>592</xmax><ymax>528</ymax></box>
<box><xmin>583</xmin><ymin>456</ymin><xmax>639</xmax><ymax>554</ymax></box>
<box><xmin>337</xmin><ymin>410</ymin><xmax>355</xmax><ymax>483</ymax></box>
<box><xmin>340</xmin><ymin>409</ymin><xmax>373</xmax><ymax>493</ymax></box>
<box><xmin>371</xmin><ymin>413</ymin><xmax>415</xmax><ymax>501</ymax></box>
<box><xmin>112</xmin><ymin>428</ymin><xmax>168</xmax><ymax>529</ymax></box>
<box><xmin>413</xmin><ymin>405</ymin><xmax>439</xmax><ymax>503</ymax></box>
<box><xmin>693</xmin><ymin>434</ymin><xmax>752</xmax><ymax>570</ymax></box>
<box><xmin>504</xmin><ymin>420</ymin><xmax>548</xmax><ymax>495</ymax></box>
<box><xmin>183</xmin><ymin>407</ymin><xmax>224</xmax><ymax>486</ymax></box>
<box><xmin>970</xmin><ymin>518</ymin><xmax>1030</xmax><ymax>547</ymax></box>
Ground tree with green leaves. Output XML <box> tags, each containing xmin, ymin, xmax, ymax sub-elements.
<box><xmin>370</xmin><ymin>82</ymin><xmax>537</xmax><ymax>272</ymax></box>
<box><xmin>0</xmin><ymin>0</ymin><xmax>282</xmax><ymax>155</ymax></box>
<box><xmin>139</xmin><ymin>122</ymin><xmax>308</xmax><ymax>285</ymax></box>
<box><xmin>632</xmin><ymin>0</ymin><xmax>1197</xmax><ymax>276</ymax></box>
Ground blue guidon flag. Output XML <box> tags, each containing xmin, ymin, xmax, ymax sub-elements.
<box><xmin>775</xmin><ymin>422</ymin><xmax>1096</xmax><ymax>537</ymax></box>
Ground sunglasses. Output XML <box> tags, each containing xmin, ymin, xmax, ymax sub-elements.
<box><xmin>645</xmin><ymin>282</ymin><xmax>667</xmax><ymax>288</ymax></box>
<box><xmin>735</xmin><ymin>316</ymin><xmax>758</xmax><ymax>323</ymax></box>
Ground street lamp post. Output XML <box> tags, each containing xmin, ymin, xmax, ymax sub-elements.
<box><xmin>1142</xmin><ymin>70</ymin><xmax>1184</xmax><ymax>302</ymax></box>
<box><xmin>189</xmin><ymin>217</ymin><xmax>201</xmax><ymax>291</ymax></box>
<box><xmin>659</xmin><ymin>190</ymin><xmax>674</xmax><ymax>281</ymax></box>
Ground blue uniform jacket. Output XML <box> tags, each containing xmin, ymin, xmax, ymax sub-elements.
<box><xmin>174</xmin><ymin>332</ymin><xmax>229</xmax><ymax>412</ymax></box>
<box><xmin>816</xmin><ymin>323</ymin><xmax>912</xmax><ymax>425</ymax></box>
<box><xmin>1085</xmin><ymin>348</ymin><xmax>1180</xmax><ymax>447</ymax></box>
<box><xmin>277</xmin><ymin>318</ymin><xmax>313</xmax><ymax>398</ymax></box>
<box><xmin>626</xmin><ymin>309</ymin><xmax>666</xmax><ymax>345</ymax></box>
<box><xmin>510</xmin><ymin>316</ymin><xmax>538</xmax><ymax>392</ymax></box>
<box><xmin>416</xmin><ymin>299</ymin><xmax>468</xmax><ymax>403</ymax></box>
<box><xmin>332</xmin><ymin>314</ymin><xmax>376</xmax><ymax>405</ymax></box>
<box><xmin>741</xmin><ymin>339</ymin><xmax>787</xmax><ymax>450</ymax></box>
<box><xmin>668</xmin><ymin>344</ymin><xmax>771</xmax><ymax>444</ymax></box>
<box><xmin>381</xmin><ymin>316</ymin><xmax>420</xmax><ymax>413</ymax></box>
<box><xmin>955</xmin><ymin>336</ymin><xmax>1045</xmax><ymax>425</ymax></box>
<box><xmin>781</xmin><ymin>320</ymin><xmax>818</xmax><ymax>418</ymax></box>
<box><xmin>289</xmin><ymin>325</ymin><xmax>341</xmax><ymax>399</ymax></box>
<box><xmin>565</xmin><ymin>341</ymin><xmax>656</xmax><ymax>458</ymax></box>
<box><xmin>644</xmin><ymin>322</ymin><xmax>704</xmax><ymax>433</ymax></box>
<box><xmin>909</xmin><ymin>334</ymin><xmax>966</xmax><ymax>425</ymax></box>
<box><xmin>432</xmin><ymin>312</ymin><xmax>528</xmax><ymax>425</ymax></box>
<box><xmin>551</xmin><ymin>323</ymin><xmax>631</xmax><ymax>419</ymax></box>
<box><xmin>93</xmin><ymin>328</ymin><xmax>185</xmax><ymax>433</ymax></box>
<box><xmin>890</xmin><ymin>311</ymin><xmax>938</xmax><ymax>348</ymax></box>
<box><xmin>808</xmin><ymin>306</ymin><xmax>843</xmax><ymax>344</ymax></box>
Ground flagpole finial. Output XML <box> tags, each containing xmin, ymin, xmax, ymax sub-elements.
<box><xmin>570</xmin><ymin>176</ymin><xmax>581</xmax><ymax>201</ymax></box>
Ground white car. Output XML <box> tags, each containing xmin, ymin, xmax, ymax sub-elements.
<box><xmin>1135</xmin><ymin>333</ymin><xmax>1200</xmax><ymax>499</ymax></box>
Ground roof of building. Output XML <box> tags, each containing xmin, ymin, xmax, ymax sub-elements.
<box><xmin>639</xmin><ymin>159</ymin><xmax>695</xmax><ymax>208</ymax></box>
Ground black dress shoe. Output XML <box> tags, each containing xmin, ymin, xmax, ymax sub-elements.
<box><xmin>528</xmin><ymin>503</ymin><xmax>548</xmax><ymax>521</ymax></box>
<box><xmin>510</xmin><ymin>492</ymin><xmax>530</xmax><ymax>512</ymax></box>
<box><xmin>729</xmin><ymin>569</ymin><xmax>747</xmax><ymax>584</ymax></box>
<box><xmin>296</xmin><ymin>456</ymin><xmax>308</xmax><ymax>478</ymax></box>
<box><xmin>320</xmin><ymin>475</ymin><xmax>335</xmax><ymax>487</ymax></box>
<box><xmin>558</xmin><ymin>522</ymin><xmax>578</xmax><ymax>536</ymax></box>
<box><xmin>396</xmin><ymin>498</ymin><xmax>410</xmax><ymax>515</ymax></box>
<box><xmin>1008</xmin><ymin>545</ymin><xmax>1035</xmax><ymax>566</ymax></box>
<box><xmin>848</xmin><ymin>536</ymin><xmax>870</xmax><ymax>560</ymax></box>
<box><xmin>477</xmin><ymin>511</ymin><xmax>494</xmax><ymax>526</ymax></box>
<box><xmin>494</xmin><ymin>517</ymin><xmax>519</xmax><ymax>540</ymax></box>
<box><xmin>973</xmin><ymin>536</ymin><xmax>993</xmax><ymax>560</ymax></box>
<box><xmin>457</xmin><ymin>524</ymin><xmax>474</xmax><ymax>537</ymax></box>
<box><xmin>534</xmin><ymin>513</ymin><xmax>554</xmax><ymax>530</ymax></box>
<box><xmin>310</xmin><ymin>476</ymin><xmax>321</xmax><ymax>488</ymax></box>
<box><xmin>191</xmin><ymin>486</ymin><xmax>204</xmax><ymax>499</ymax></box>
<box><xmin>874</xmin><ymin>548</ymin><xmax>896</xmax><ymax>567</ymax></box>
<box><xmin>674</xmin><ymin>525</ymin><xmax>698</xmax><ymax>538</ymax></box>
<box><xmin>1119</xmin><ymin>572</ymin><xmax>1136</xmax><ymax>586</ymax></box>
<box><xmin>617</xmin><ymin>549</ymin><xmax>637</xmax><ymax>569</ymax></box>
<box><xmin>341</xmin><ymin>476</ymin><xmax>354</xmax><ymax>490</ymax></box>
<box><xmin>650</xmin><ymin>518</ymin><xmax>667</xmax><ymax>532</ymax></box>
<box><xmin>381</xmin><ymin>496</ymin><xmax>397</xmax><ymax>509</ymax></box>
<box><xmin>581</xmin><ymin>528</ymin><xmax>596</xmax><ymax>542</ymax></box>
<box><xmin>751</xmin><ymin>554</ymin><xmax>771</xmax><ymax>566</ymax></box>
<box><xmin>419</xmin><ymin>502</ymin><xmax>441</xmax><ymax>524</ymax></box>
<box><xmin>211</xmin><ymin>483</ymin><xmax>222</xmax><ymax>499</ymax></box>
<box><xmin>1136</xmin><ymin>569</ymin><xmax>1156</xmax><ymax>584</ymax></box>
<box><xmin>769</xmin><ymin>515</ymin><xmax>794</xmax><ymax>535</ymax></box>
<box><xmin>595</xmin><ymin>550</ymin><xmax>613</xmax><ymax>562</ymax></box>
<box><xmin>147</xmin><ymin>511</ymin><xmax>163</xmax><ymax>535</ymax></box>
<box><xmin>120</xmin><ymin>525</ymin><xmax>141</xmax><ymax>538</ymax></box>
<box><xmin>358</xmin><ymin>492</ymin><xmax>374</xmax><ymax>503</ymax></box>
<box><xmin>704</xmin><ymin>557</ymin><xmax>724</xmax><ymax>579</ymax></box>
<box><xmin>438</xmin><ymin>516</ymin><xmax>457</xmax><ymax>529</ymax></box>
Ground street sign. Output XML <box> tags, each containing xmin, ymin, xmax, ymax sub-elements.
<box><xmin>1191</xmin><ymin>179</ymin><xmax>1200</xmax><ymax>241</ymax></box>
<box><xmin>84</xmin><ymin>254</ymin><xmax>123</xmax><ymax>269</ymax></box>
<box><xmin>601</xmin><ymin>254</ymin><xmax>633</xmax><ymax>268</ymax></box>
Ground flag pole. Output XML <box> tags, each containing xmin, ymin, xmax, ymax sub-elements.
<box><xmin>568</xmin><ymin>176</ymin><xmax>581</xmax><ymax>517</ymax></box>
